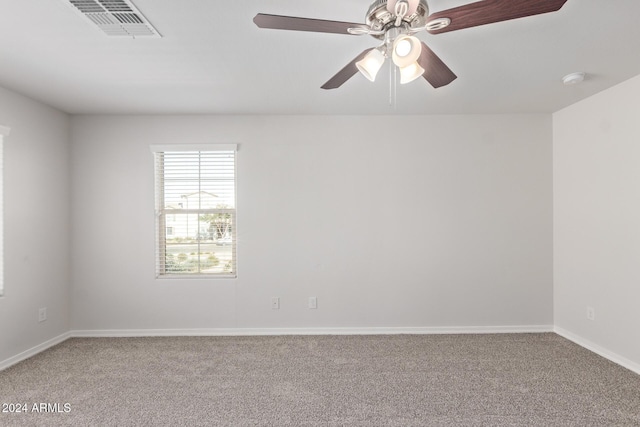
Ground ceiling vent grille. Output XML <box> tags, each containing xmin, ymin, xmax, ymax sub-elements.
<box><xmin>67</xmin><ymin>0</ymin><xmax>161</xmax><ymax>38</ymax></box>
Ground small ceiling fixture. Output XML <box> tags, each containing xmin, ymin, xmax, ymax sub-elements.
<box><xmin>562</xmin><ymin>72</ymin><xmax>586</xmax><ymax>85</ymax></box>
<box><xmin>254</xmin><ymin>0</ymin><xmax>570</xmax><ymax>92</ymax></box>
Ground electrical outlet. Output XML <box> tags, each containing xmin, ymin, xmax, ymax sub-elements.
<box><xmin>38</xmin><ymin>307</ymin><xmax>47</xmax><ymax>323</ymax></box>
<box><xmin>586</xmin><ymin>306</ymin><xmax>595</xmax><ymax>321</ymax></box>
<box><xmin>271</xmin><ymin>297</ymin><xmax>280</xmax><ymax>310</ymax></box>
<box><xmin>308</xmin><ymin>297</ymin><xmax>317</xmax><ymax>309</ymax></box>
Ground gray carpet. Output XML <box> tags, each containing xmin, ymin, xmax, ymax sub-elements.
<box><xmin>1</xmin><ymin>333</ymin><xmax>639</xmax><ymax>426</ymax></box>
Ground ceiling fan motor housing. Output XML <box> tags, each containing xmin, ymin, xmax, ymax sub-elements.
<box><xmin>365</xmin><ymin>0</ymin><xmax>429</xmax><ymax>38</ymax></box>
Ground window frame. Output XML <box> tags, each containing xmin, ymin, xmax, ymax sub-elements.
<box><xmin>151</xmin><ymin>144</ymin><xmax>237</xmax><ymax>279</ymax></box>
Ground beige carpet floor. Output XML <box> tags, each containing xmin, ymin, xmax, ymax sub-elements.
<box><xmin>1</xmin><ymin>333</ymin><xmax>639</xmax><ymax>426</ymax></box>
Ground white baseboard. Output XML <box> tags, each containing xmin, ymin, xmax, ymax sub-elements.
<box><xmin>8</xmin><ymin>327</ymin><xmax>637</xmax><ymax>377</ymax></box>
<box><xmin>554</xmin><ymin>326</ymin><xmax>640</xmax><ymax>376</ymax></box>
<box><xmin>0</xmin><ymin>332</ymin><xmax>71</xmax><ymax>372</ymax></box>
<box><xmin>71</xmin><ymin>324</ymin><xmax>554</xmax><ymax>337</ymax></box>
<box><xmin>0</xmin><ymin>325</ymin><xmax>568</xmax><ymax>372</ymax></box>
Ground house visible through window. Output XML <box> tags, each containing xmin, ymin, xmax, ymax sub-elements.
<box><xmin>152</xmin><ymin>145</ymin><xmax>236</xmax><ymax>278</ymax></box>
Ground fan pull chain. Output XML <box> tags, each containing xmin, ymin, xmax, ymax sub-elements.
<box><xmin>389</xmin><ymin>59</ymin><xmax>397</xmax><ymax>110</ymax></box>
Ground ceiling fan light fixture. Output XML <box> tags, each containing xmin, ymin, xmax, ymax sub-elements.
<box><xmin>392</xmin><ymin>35</ymin><xmax>421</xmax><ymax>68</ymax></box>
<box><xmin>399</xmin><ymin>62</ymin><xmax>425</xmax><ymax>84</ymax></box>
<box><xmin>356</xmin><ymin>48</ymin><xmax>386</xmax><ymax>82</ymax></box>
<box><xmin>255</xmin><ymin>0</ymin><xmax>569</xmax><ymax>91</ymax></box>
<box><xmin>395</xmin><ymin>39</ymin><xmax>412</xmax><ymax>57</ymax></box>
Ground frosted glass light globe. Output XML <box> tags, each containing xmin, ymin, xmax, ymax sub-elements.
<box><xmin>395</xmin><ymin>39</ymin><xmax>412</xmax><ymax>57</ymax></box>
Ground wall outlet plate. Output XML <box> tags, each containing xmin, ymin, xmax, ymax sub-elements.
<box><xmin>271</xmin><ymin>297</ymin><xmax>280</xmax><ymax>310</ymax></box>
<box><xmin>586</xmin><ymin>306</ymin><xmax>595</xmax><ymax>321</ymax></box>
<box><xmin>308</xmin><ymin>296</ymin><xmax>317</xmax><ymax>309</ymax></box>
<box><xmin>38</xmin><ymin>307</ymin><xmax>47</xmax><ymax>323</ymax></box>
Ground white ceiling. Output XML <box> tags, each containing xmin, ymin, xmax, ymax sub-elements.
<box><xmin>1</xmin><ymin>0</ymin><xmax>640</xmax><ymax>115</ymax></box>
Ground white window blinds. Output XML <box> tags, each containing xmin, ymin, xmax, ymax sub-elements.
<box><xmin>151</xmin><ymin>145</ymin><xmax>237</xmax><ymax>278</ymax></box>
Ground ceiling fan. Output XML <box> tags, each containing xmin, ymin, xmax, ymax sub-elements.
<box><xmin>254</xmin><ymin>0</ymin><xmax>569</xmax><ymax>90</ymax></box>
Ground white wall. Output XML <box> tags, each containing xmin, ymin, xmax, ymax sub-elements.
<box><xmin>70</xmin><ymin>114</ymin><xmax>553</xmax><ymax>332</ymax></box>
<box><xmin>0</xmin><ymin>87</ymin><xmax>70</xmax><ymax>363</ymax></box>
<box><xmin>554</xmin><ymin>75</ymin><xmax>640</xmax><ymax>366</ymax></box>
<box><xmin>3</xmin><ymin>70</ymin><xmax>639</xmax><ymax>371</ymax></box>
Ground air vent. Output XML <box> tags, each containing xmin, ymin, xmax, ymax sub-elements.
<box><xmin>67</xmin><ymin>0</ymin><xmax>161</xmax><ymax>38</ymax></box>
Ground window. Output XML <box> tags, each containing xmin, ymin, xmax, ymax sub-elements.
<box><xmin>151</xmin><ymin>145</ymin><xmax>236</xmax><ymax>278</ymax></box>
<box><xmin>0</xmin><ymin>125</ymin><xmax>9</xmax><ymax>296</ymax></box>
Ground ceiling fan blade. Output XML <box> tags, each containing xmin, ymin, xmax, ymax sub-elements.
<box><xmin>253</xmin><ymin>13</ymin><xmax>367</xmax><ymax>35</ymax></box>
<box><xmin>426</xmin><ymin>0</ymin><xmax>569</xmax><ymax>34</ymax></box>
<box><xmin>418</xmin><ymin>42</ymin><xmax>457</xmax><ymax>88</ymax></box>
<box><xmin>321</xmin><ymin>48</ymin><xmax>374</xmax><ymax>90</ymax></box>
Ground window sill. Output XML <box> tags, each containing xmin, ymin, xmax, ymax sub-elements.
<box><xmin>155</xmin><ymin>274</ymin><xmax>237</xmax><ymax>280</ymax></box>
